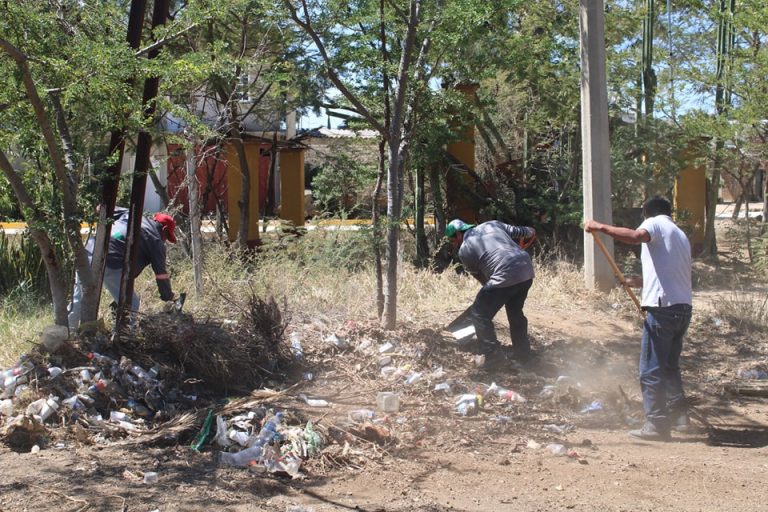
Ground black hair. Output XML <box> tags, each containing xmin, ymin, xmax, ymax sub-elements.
<box><xmin>642</xmin><ymin>196</ymin><xmax>672</xmax><ymax>218</ymax></box>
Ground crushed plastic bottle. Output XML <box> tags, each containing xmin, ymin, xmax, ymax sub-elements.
<box><xmin>290</xmin><ymin>332</ymin><xmax>303</xmax><ymax>360</ymax></box>
<box><xmin>405</xmin><ymin>371</ymin><xmax>423</xmax><ymax>385</ymax></box>
<box><xmin>378</xmin><ymin>342</ymin><xmax>395</xmax><ymax>354</ymax></box>
<box><xmin>299</xmin><ymin>394</ymin><xmax>329</xmax><ymax>407</ymax></box>
<box><xmin>303</xmin><ymin>421</ymin><xmax>321</xmax><ymax>456</ymax></box>
<box><xmin>348</xmin><ymin>409</ymin><xmax>375</xmax><ymax>422</ymax></box>
<box><xmin>219</xmin><ymin>412</ymin><xmax>283</xmax><ymax>468</ymax></box>
<box><xmin>455</xmin><ymin>393</ymin><xmax>482</xmax><ymax>416</ymax></box>
<box><xmin>324</xmin><ymin>333</ymin><xmax>349</xmax><ymax>350</ymax></box>
<box><xmin>127</xmin><ymin>399</ymin><xmax>154</xmax><ymax>419</ymax></box>
<box><xmin>546</xmin><ymin>443</ymin><xmax>568</xmax><ymax>456</ymax></box>
<box><xmin>580</xmin><ymin>400</ymin><xmax>603</xmax><ymax>414</ymax></box>
<box><xmin>434</xmin><ymin>382</ymin><xmax>451</xmax><ymax>393</ymax></box>
<box><xmin>485</xmin><ymin>382</ymin><xmax>527</xmax><ymax>403</ymax></box>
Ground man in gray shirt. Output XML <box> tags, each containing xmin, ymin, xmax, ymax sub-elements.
<box><xmin>446</xmin><ymin>219</ymin><xmax>536</xmax><ymax>369</ymax></box>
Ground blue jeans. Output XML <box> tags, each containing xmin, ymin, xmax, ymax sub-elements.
<box><xmin>639</xmin><ymin>304</ymin><xmax>692</xmax><ymax>432</ymax></box>
<box><xmin>470</xmin><ymin>279</ymin><xmax>533</xmax><ymax>359</ymax></box>
<box><xmin>68</xmin><ymin>266</ymin><xmax>140</xmax><ymax>329</ymax></box>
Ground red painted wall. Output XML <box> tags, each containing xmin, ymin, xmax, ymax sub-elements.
<box><xmin>166</xmin><ymin>143</ymin><xmax>271</xmax><ymax>215</ymax></box>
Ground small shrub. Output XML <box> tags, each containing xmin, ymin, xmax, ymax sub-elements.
<box><xmin>713</xmin><ymin>291</ymin><xmax>768</xmax><ymax>333</ymax></box>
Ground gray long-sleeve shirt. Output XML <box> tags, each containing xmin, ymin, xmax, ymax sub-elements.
<box><xmin>457</xmin><ymin>220</ymin><xmax>535</xmax><ymax>288</ymax></box>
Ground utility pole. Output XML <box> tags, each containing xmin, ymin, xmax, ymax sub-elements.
<box><xmin>579</xmin><ymin>0</ymin><xmax>614</xmax><ymax>292</ymax></box>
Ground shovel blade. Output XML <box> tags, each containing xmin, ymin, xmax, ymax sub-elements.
<box><xmin>446</xmin><ymin>306</ymin><xmax>476</xmax><ymax>346</ymax></box>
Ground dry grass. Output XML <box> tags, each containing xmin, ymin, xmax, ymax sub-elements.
<box><xmin>154</xmin><ymin>235</ymin><xmax>598</xmax><ymax>334</ymax></box>
<box><xmin>0</xmin><ymin>230</ymin><xmax>636</xmax><ymax>368</ymax></box>
<box><xmin>0</xmin><ymin>299</ymin><xmax>48</xmax><ymax>367</ymax></box>
<box><xmin>712</xmin><ymin>291</ymin><xmax>768</xmax><ymax>333</ymax></box>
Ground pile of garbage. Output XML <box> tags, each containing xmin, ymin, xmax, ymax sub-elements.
<box><xmin>212</xmin><ymin>409</ymin><xmax>322</xmax><ymax>478</ymax></box>
<box><xmin>0</xmin><ymin>347</ymin><xmax>198</xmax><ymax>448</ymax></box>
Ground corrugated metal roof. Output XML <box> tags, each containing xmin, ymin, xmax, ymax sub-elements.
<box><xmin>304</xmin><ymin>127</ymin><xmax>378</xmax><ymax>139</ymax></box>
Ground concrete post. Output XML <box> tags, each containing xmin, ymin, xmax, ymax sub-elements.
<box><xmin>579</xmin><ymin>0</ymin><xmax>615</xmax><ymax>292</ymax></box>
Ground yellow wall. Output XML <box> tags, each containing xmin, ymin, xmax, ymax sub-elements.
<box><xmin>674</xmin><ymin>163</ymin><xmax>706</xmax><ymax>248</ymax></box>
<box><xmin>279</xmin><ymin>148</ymin><xmax>305</xmax><ymax>227</ymax></box>
<box><xmin>226</xmin><ymin>142</ymin><xmax>261</xmax><ymax>243</ymax></box>
<box><xmin>447</xmin><ymin>83</ymin><xmax>479</xmax><ymax>223</ymax></box>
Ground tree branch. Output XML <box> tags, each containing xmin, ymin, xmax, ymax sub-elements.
<box><xmin>136</xmin><ymin>23</ymin><xmax>199</xmax><ymax>57</ymax></box>
<box><xmin>283</xmin><ymin>0</ymin><xmax>386</xmax><ymax>135</ymax></box>
<box><xmin>48</xmin><ymin>90</ymin><xmax>79</xmax><ymax>189</ymax></box>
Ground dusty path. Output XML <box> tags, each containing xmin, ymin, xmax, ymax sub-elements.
<box><xmin>1</xmin><ymin>297</ymin><xmax>767</xmax><ymax>512</ymax></box>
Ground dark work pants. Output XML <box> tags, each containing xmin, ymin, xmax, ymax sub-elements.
<box><xmin>470</xmin><ymin>279</ymin><xmax>533</xmax><ymax>359</ymax></box>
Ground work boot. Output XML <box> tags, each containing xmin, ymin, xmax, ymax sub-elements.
<box><xmin>474</xmin><ymin>346</ymin><xmax>507</xmax><ymax>372</ymax></box>
<box><xmin>670</xmin><ymin>410</ymin><xmax>691</xmax><ymax>433</ymax></box>
<box><xmin>629</xmin><ymin>421</ymin><xmax>671</xmax><ymax>442</ymax></box>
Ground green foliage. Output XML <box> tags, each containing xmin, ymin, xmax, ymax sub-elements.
<box><xmin>0</xmin><ymin>231</ymin><xmax>49</xmax><ymax>298</ymax></box>
<box><xmin>310</xmin><ymin>154</ymin><xmax>378</xmax><ymax>216</ymax></box>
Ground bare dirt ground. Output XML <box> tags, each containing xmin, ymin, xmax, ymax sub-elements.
<box><xmin>1</xmin><ymin>276</ymin><xmax>768</xmax><ymax>512</ymax></box>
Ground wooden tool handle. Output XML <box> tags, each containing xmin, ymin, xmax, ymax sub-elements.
<box><xmin>591</xmin><ymin>231</ymin><xmax>645</xmax><ymax>317</ymax></box>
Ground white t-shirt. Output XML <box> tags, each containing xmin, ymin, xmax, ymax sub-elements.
<box><xmin>637</xmin><ymin>215</ymin><xmax>692</xmax><ymax>308</ymax></box>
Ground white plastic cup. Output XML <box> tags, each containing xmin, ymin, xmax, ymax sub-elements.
<box><xmin>39</xmin><ymin>397</ymin><xmax>59</xmax><ymax>421</ymax></box>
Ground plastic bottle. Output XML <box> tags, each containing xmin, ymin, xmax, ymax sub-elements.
<box><xmin>62</xmin><ymin>396</ymin><xmax>84</xmax><ymax>410</ymax></box>
<box><xmin>88</xmin><ymin>352</ymin><xmax>115</xmax><ymax>365</ymax></box>
<box><xmin>300</xmin><ymin>394</ymin><xmax>329</xmax><ymax>407</ymax></box>
<box><xmin>289</xmin><ymin>332</ymin><xmax>303</xmax><ymax>360</ymax></box>
<box><xmin>88</xmin><ymin>379</ymin><xmax>108</xmax><ymax>395</ymax></box>
<box><xmin>405</xmin><ymin>372</ymin><xmax>423</xmax><ymax>385</ymax></box>
<box><xmin>219</xmin><ymin>413</ymin><xmax>283</xmax><ymax>467</ymax></box>
<box><xmin>126</xmin><ymin>399</ymin><xmax>154</xmax><ymax>419</ymax></box>
<box><xmin>348</xmin><ymin>409</ymin><xmax>375</xmax><ymax>422</ymax></box>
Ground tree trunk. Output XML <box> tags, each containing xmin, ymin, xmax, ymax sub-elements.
<box><xmin>231</xmin><ymin>136</ymin><xmax>251</xmax><ymax>249</ymax></box>
<box><xmin>762</xmin><ymin>171</ymin><xmax>767</xmax><ymax>224</ymax></box>
<box><xmin>415</xmin><ymin>164</ymin><xmax>429</xmax><ymax>266</ymax></box>
<box><xmin>428</xmin><ymin>164</ymin><xmax>446</xmax><ymax>247</ymax></box>
<box><xmin>372</xmin><ymin>138</ymin><xmax>386</xmax><ymax>319</ymax></box>
<box><xmin>187</xmin><ymin>142</ymin><xmax>204</xmax><ymax>295</ymax></box>
<box><xmin>382</xmin><ymin>140</ymin><xmax>403</xmax><ymax>329</ymax></box>
<box><xmin>732</xmin><ymin>190</ymin><xmax>743</xmax><ymax>219</ymax></box>
<box><xmin>702</xmin><ymin>158</ymin><xmax>721</xmax><ymax>258</ymax></box>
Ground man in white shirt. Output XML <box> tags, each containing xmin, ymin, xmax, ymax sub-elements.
<box><xmin>585</xmin><ymin>196</ymin><xmax>693</xmax><ymax>441</ymax></box>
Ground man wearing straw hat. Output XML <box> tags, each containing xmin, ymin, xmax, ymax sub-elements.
<box><xmin>585</xmin><ymin>195</ymin><xmax>693</xmax><ymax>441</ymax></box>
<box><xmin>446</xmin><ymin>219</ymin><xmax>536</xmax><ymax>370</ymax></box>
